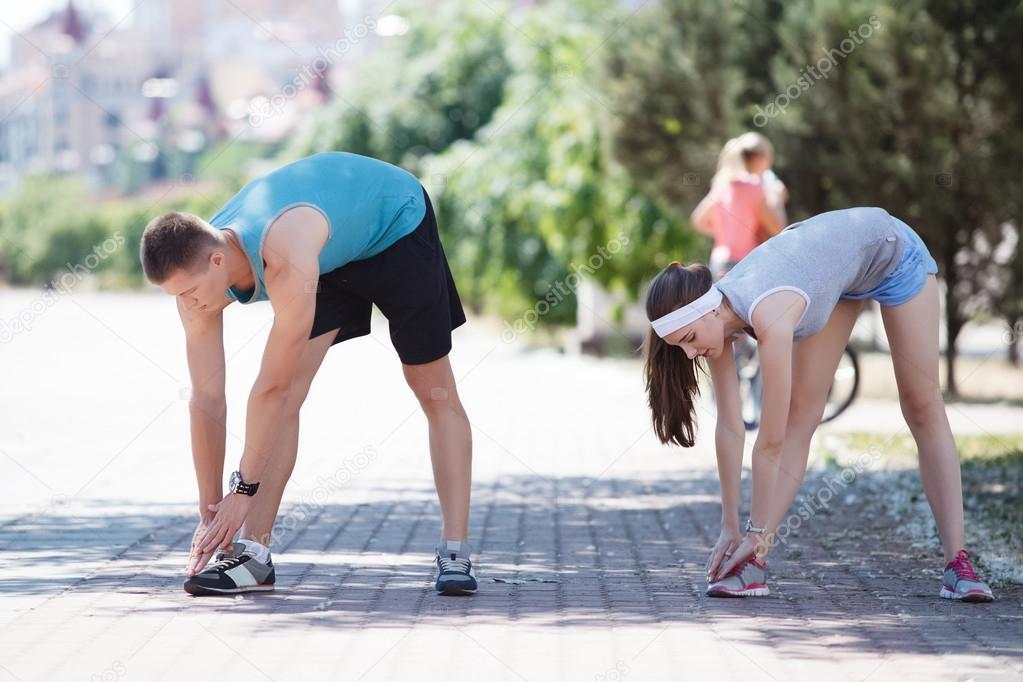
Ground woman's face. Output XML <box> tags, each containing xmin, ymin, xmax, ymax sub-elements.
<box><xmin>664</xmin><ymin>311</ymin><xmax>725</xmax><ymax>360</ymax></box>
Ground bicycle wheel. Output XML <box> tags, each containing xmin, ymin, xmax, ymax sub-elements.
<box><xmin>740</xmin><ymin>368</ymin><xmax>762</xmax><ymax>431</ymax></box>
<box><xmin>734</xmin><ymin>342</ymin><xmax>762</xmax><ymax>431</ymax></box>
<box><xmin>821</xmin><ymin>346</ymin><xmax>860</xmax><ymax>424</ymax></box>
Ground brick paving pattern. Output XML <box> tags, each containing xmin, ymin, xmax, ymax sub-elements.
<box><xmin>0</xmin><ymin>292</ymin><xmax>1020</xmax><ymax>681</ymax></box>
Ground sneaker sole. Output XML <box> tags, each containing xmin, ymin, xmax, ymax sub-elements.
<box><xmin>939</xmin><ymin>587</ymin><xmax>994</xmax><ymax>603</ymax></box>
<box><xmin>436</xmin><ymin>582</ymin><xmax>478</xmax><ymax>596</ymax></box>
<box><xmin>706</xmin><ymin>586</ymin><xmax>770</xmax><ymax>598</ymax></box>
<box><xmin>183</xmin><ymin>582</ymin><xmax>275</xmax><ymax>596</ymax></box>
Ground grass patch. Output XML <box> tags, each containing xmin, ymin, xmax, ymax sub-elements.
<box><xmin>812</xmin><ymin>432</ymin><xmax>1023</xmax><ymax>584</ymax></box>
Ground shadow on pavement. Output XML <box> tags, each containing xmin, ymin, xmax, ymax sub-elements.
<box><xmin>2</xmin><ymin>471</ymin><xmax>1021</xmax><ymax>663</ymax></box>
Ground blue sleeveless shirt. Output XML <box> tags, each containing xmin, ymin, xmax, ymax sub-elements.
<box><xmin>208</xmin><ymin>152</ymin><xmax>426</xmax><ymax>304</ymax></box>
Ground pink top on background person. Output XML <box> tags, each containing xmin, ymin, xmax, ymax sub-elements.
<box><xmin>702</xmin><ymin>174</ymin><xmax>765</xmax><ymax>264</ymax></box>
<box><xmin>690</xmin><ymin>132</ymin><xmax>786</xmax><ymax>274</ymax></box>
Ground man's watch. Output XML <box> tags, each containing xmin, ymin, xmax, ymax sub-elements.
<box><xmin>228</xmin><ymin>470</ymin><xmax>260</xmax><ymax>496</ymax></box>
<box><xmin>745</xmin><ymin>519</ymin><xmax>767</xmax><ymax>534</ymax></box>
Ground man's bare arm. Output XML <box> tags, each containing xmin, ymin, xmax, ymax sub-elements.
<box><xmin>195</xmin><ymin>207</ymin><xmax>326</xmax><ymax>554</ymax></box>
<box><xmin>178</xmin><ymin>296</ymin><xmax>227</xmax><ymax>511</ymax></box>
<box><xmin>179</xmin><ymin>297</ymin><xmax>228</xmax><ymax>575</ymax></box>
<box><xmin>236</xmin><ymin>255</ymin><xmax>319</xmax><ymax>483</ymax></box>
<box><xmin>236</xmin><ymin>207</ymin><xmax>325</xmax><ymax>483</ymax></box>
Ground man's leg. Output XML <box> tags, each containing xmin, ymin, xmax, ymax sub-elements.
<box><xmin>401</xmin><ymin>354</ymin><xmax>472</xmax><ymax>541</ymax></box>
<box><xmin>240</xmin><ymin>328</ymin><xmax>338</xmax><ymax>547</ymax></box>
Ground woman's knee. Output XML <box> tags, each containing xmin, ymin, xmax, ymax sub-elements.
<box><xmin>898</xmin><ymin>385</ymin><xmax>944</xmax><ymax>427</ymax></box>
<box><xmin>787</xmin><ymin>393</ymin><xmax>825</xmax><ymax>436</ymax></box>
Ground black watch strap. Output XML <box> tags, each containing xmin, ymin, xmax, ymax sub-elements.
<box><xmin>229</xmin><ymin>470</ymin><xmax>260</xmax><ymax>496</ymax></box>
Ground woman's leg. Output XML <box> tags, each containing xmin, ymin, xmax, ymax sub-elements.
<box><xmin>763</xmin><ymin>299</ymin><xmax>864</xmax><ymax>552</ymax></box>
<box><xmin>879</xmin><ymin>275</ymin><xmax>963</xmax><ymax>562</ymax></box>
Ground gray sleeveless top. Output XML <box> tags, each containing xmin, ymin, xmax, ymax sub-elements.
<box><xmin>715</xmin><ymin>207</ymin><xmax>907</xmax><ymax>341</ymax></box>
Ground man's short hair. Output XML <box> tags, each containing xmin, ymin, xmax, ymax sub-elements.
<box><xmin>140</xmin><ymin>212</ymin><xmax>219</xmax><ymax>283</ymax></box>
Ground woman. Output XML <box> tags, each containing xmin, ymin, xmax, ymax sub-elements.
<box><xmin>643</xmin><ymin>207</ymin><xmax>994</xmax><ymax>602</ymax></box>
<box><xmin>691</xmin><ymin>132</ymin><xmax>789</xmax><ymax>278</ymax></box>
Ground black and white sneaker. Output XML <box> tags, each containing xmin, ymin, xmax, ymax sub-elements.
<box><xmin>434</xmin><ymin>540</ymin><xmax>477</xmax><ymax>595</ymax></box>
<box><xmin>183</xmin><ymin>543</ymin><xmax>275</xmax><ymax>596</ymax></box>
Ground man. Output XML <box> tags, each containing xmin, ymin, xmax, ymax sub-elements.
<box><xmin>140</xmin><ymin>152</ymin><xmax>477</xmax><ymax>596</ymax></box>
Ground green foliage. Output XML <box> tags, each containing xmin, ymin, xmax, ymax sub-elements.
<box><xmin>0</xmin><ymin>176</ymin><xmax>108</xmax><ymax>284</ymax></box>
<box><xmin>603</xmin><ymin>0</ymin><xmax>743</xmax><ymax>212</ymax></box>
<box><xmin>195</xmin><ymin>140</ymin><xmax>283</xmax><ymax>186</ymax></box>
<box><xmin>2</xmin><ymin>0</ymin><xmax>1020</xmax><ymax>347</ymax></box>
<box><xmin>833</xmin><ymin>432</ymin><xmax>1023</xmax><ymax>581</ymax></box>
<box><xmin>289</xmin><ymin>0</ymin><xmax>513</xmax><ymax>175</ymax></box>
<box><xmin>760</xmin><ymin>0</ymin><xmax>1023</xmax><ymax>393</ymax></box>
<box><xmin>604</xmin><ymin>0</ymin><xmax>1023</xmax><ymax>389</ymax></box>
<box><xmin>422</xmin><ymin>1</ymin><xmax>692</xmax><ymax>320</ymax></box>
<box><xmin>0</xmin><ymin>175</ymin><xmax>232</xmax><ymax>287</ymax></box>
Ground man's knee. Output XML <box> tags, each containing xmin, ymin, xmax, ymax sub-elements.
<box><xmin>407</xmin><ymin>376</ymin><xmax>463</xmax><ymax>419</ymax></box>
<box><xmin>284</xmin><ymin>379</ymin><xmax>314</xmax><ymax>417</ymax></box>
<box><xmin>413</xmin><ymin>382</ymin><xmax>459</xmax><ymax>415</ymax></box>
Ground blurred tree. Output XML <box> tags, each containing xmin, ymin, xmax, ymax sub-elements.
<box><xmin>0</xmin><ymin>175</ymin><xmax>231</xmax><ymax>288</ymax></box>
<box><xmin>732</xmin><ymin>0</ymin><xmax>789</xmax><ymax>113</ymax></box>
<box><xmin>422</xmin><ymin>1</ymin><xmax>692</xmax><ymax>321</ymax></box>
<box><xmin>986</xmin><ymin>223</ymin><xmax>1023</xmax><ymax>366</ymax></box>
<box><xmin>194</xmin><ymin>140</ymin><xmax>282</xmax><ymax>186</ymax></box>
<box><xmin>606</xmin><ymin>0</ymin><xmax>1023</xmax><ymax>394</ymax></box>
<box><xmin>760</xmin><ymin>0</ymin><xmax>1023</xmax><ymax>396</ymax></box>
<box><xmin>0</xmin><ymin>176</ymin><xmax>107</xmax><ymax>285</ymax></box>
<box><xmin>289</xmin><ymin>0</ymin><xmax>513</xmax><ymax>176</ymax></box>
<box><xmin>603</xmin><ymin>0</ymin><xmax>743</xmax><ymax>215</ymax></box>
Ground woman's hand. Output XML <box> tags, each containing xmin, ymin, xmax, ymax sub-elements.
<box><xmin>713</xmin><ymin>532</ymin><xmax>770</xmax><ymax>581</ymax></box>
<box><xmin>706</xmin><ymin>526</ymin><xmax>742</xmax><ymax>581</ymax></box>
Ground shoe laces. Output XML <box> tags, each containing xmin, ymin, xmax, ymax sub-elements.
<box><xmin>209</xmin><ymin>554</ymin><xmax>245</xmax><ymax>572</ymax></box>
<box><xmin>438</xmin><ymin>553</ymin><xmax>471</xmax><ymax>574</ymax></box>
<box><xmin>948</xmin><ymin>550</ymin><xmax>979</xmax><ymax>581</ymax></box>
<box><xmin>722</xmin><ymin>557</ymin><xmax>757</xmax><ymax>579</ymax></box>
<box><xmin>720</xmin><ymin>556</ymin><xmax>769</xmax><ymax>580</ymax></box>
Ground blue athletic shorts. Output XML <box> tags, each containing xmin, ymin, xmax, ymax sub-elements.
<box><xmin>839</xmin><ymin>217</ymin><xmax>938</xmax><ymax>307</ymax></box>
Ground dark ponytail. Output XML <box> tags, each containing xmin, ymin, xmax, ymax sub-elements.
<box><xmin>643</xmin><ymin>262</ymin><xmax>714</xmax><ymax>447</ymax></box>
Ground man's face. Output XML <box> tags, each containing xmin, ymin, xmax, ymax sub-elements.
<box><xmin>160</xmin><ymin>252</ymin><xmax>230</xmax><ymax>314</ymax></box>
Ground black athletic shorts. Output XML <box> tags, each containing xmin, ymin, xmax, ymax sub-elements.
<box><xmin>307</xmin><ymin>188</ymin><xmax>466</xmax><ymax>365</ymax></box>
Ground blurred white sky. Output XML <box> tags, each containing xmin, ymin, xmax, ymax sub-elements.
<box><xmin>0</xmin><ymin>0</ymin><xmax>363</xmax><ymax>68</ymax></box>
<box><xmin>0</xmin><ymin>0</ymin><xmax>134</xmax><ymax>67</ymax></box>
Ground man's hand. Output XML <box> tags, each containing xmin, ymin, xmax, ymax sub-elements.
<box><xmin>186</xmin><ymin>510</ymin><xmax>220</xmax><ymax>577</ymax></box>
<box><xmin>195</xmin><ymin>493</ymin><xmax>253</xmax><ymax>556</ymax></box>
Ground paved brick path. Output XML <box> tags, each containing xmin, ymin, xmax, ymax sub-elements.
<box><xmin>0</xmin><ymin>292</ymin><xmax>1020</xmax><ymax>681</ymax></box>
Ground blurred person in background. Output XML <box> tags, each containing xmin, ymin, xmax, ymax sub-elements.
<box><xmin>691</xmin><ymin>132</ymin><xmax>789</xmax><ymax>279</ymax></box>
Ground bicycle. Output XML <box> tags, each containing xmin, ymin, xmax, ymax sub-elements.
<box><xmin>733</xmin><ymin>334</ymin><xmax>860</xmax><ymax>431</ymax></box>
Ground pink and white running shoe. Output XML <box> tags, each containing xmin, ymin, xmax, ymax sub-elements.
<box><xmin>706</xmin><ymin>557</ymin><xmax>770</xmax><ymax>598</ymax></box>
<box><xmin>940</xmin><ymin>550</ymin><xmax>994</xmax><ymax>602</ymax></box>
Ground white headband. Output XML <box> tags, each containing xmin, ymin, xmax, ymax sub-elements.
<box><xmin>651</xmin><ymin>285</ymin><xmax>722</xmax><ymax>338</ymax></box>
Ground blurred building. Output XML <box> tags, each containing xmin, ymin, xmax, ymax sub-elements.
<box><xmin>0</xmin><ymin>3</ymin><xmax>182</xmax><ymax>193</ymax></box>
<box><xmin>0</xmin><ymin>0</ymin><xmax>355</xmax><ymax>195</ymax></box>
